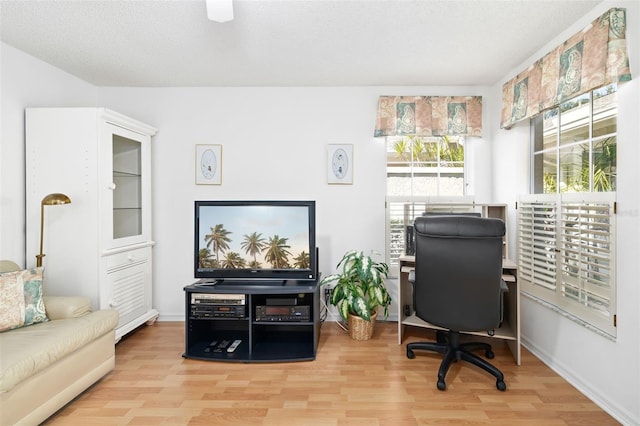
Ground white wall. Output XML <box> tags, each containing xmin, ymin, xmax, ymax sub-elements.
<box><xmin>1</xmin><ymin>43</ymin><xmax>99</xmax><ymax>265</ymax></box>
<box><xmin>98</xmin><ymin>85</ymin><xmax>491</xmax><ymax>321</ymax></box>
<box><xmin>489</xmin><ymin>2</ymin><xmax>640</xmax><ymax>425</ymax></box>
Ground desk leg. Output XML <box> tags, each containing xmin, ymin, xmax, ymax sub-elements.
<box><xmin>397</xmin><ymin>264</ymin><xmax>413</xmax><ymax>345</ymax></box>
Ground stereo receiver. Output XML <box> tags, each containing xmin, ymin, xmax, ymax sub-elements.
<box><xmin>191</xmin><ymin>304</ymin><xmax>246</xmax><ymax>318</ymax></box>
<box><xmin>255</xmin><ymin>305</ymin><xmax>310</xmax><ymax>322</ymax></box>
<box><xmin>190</xmin><ymin>293</ymin><xmax>247</xmax><ymax>318</ymax></box>
<box><xmin>191</xmin><ymin>293</ymin><xmax>245</xmax><ymax>305</ymax></box>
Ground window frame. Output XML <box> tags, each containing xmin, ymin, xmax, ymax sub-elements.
<box><xmin>385</xmin><ymin>135</ymin><xmax>467</xmax><ymax>198</ymax></box>
<box><xmin>384</xmin><ymin>135</ymin><xmax>469</xmax><ymax>273</ymax></box>
<box><xmin>523</xmin><ymin>85</ymin><xmax>618</xmax><ymax>338</ymax></box>
<box><xmin>531</xmin><ymin>85</ymin><xmax>617</xmax><ymax>195</ymax></box>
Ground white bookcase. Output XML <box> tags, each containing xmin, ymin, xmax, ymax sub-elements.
<box><xmin>25</xmin><ymin>108</ymin><xmax>158</xmax><ymax>340</ymax></box>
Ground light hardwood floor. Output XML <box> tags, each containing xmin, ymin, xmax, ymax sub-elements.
<box><xmin>45</xmin><ymin>321</ymin><xmax>619</xmax><ymax>425</ymax></box>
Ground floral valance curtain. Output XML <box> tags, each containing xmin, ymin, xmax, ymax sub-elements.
<box><xmin>374</xmin><ymin>96</ymin><xmax>483</xmax><ymax>137</ymax></box>
<box><xmin>501</xmin><ymin>8</ymin><xmax>631</xmax><ymax>129</ymax></box>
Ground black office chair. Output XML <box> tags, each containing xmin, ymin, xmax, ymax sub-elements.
<box><xmin>406</xmin><ymin>215</ymin><xmax>507</xmax><ymax>391</ymax></box>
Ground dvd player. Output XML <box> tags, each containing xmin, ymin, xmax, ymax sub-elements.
<box><xmin>191</xmin><ymin>293</ymin><xmax>245</xmax><ymax>305</ymax></box>
<box><xmin>191</xmin><ymin>304</ymin><xmax>246</xmax><ymax>318</ymax></box>
<box><xmin>255</xmin><ymin>305</ymin><xmax>310</xmax><ymax>322</ymax></box>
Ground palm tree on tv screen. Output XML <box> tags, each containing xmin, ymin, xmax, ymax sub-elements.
<box><xmin>204</xmin><ymin>224</ymin><xmax>232</xmax><ymax>265</ymax></box>
<box><xmin>293</xmin><ymin>251</ymin><xmax>310</xmax><ymax>269</ymax></box>
<box><xmin>241</xmin><ymin>232</ymin><xmax>266</xmax><ymax>267</ymax></box>
<box><xmin>265</xmin><ymin>235</ymin><xmax>292</xmax><ymax>269</ymax></box>
<box><xmin>198</xmin><ymin>248</ymin><xmax>214</xmax><ymax>268</ymax></box>
<box><xmin>222</xmin><ymin>252</ymin><xmax>246</xmax><ymax>269</ymax></box>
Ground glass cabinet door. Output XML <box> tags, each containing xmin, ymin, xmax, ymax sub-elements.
<box><xmin>103</xmin><ymin>119</ymin><xmax>151</xmax><ymax>249</ymax></box>
<box><xmin>112</xmin><ymin>134</ymin><xmax>142</xmax><ymax>240</ymax></box>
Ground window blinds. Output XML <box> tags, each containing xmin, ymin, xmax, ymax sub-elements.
<box><xmin>518</xmin><ymin>193</ymin><xmax>616</xmax><ymax>337</ymax></box>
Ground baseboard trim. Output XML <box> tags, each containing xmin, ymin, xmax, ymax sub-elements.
<box><xmin>521</xmin><ymin>336</ymin><xmax>638</xmax><ymax>426</ymax></box>
<box><xmin>157</xmin><ymin>313</ymin><xmax>185</xmax><ymax>322</ymax></box>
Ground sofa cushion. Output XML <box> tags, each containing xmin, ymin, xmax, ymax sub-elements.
<box><xmin>0</xmin><ymin>268</ymin><xmax>48</xmax><ymax>332</ymax></box>
<box><xmin>43</xmin><ymin>296</ymin><xmax>93</xmax><ymax>320</ymax></box>
<box><xmin>0</xmin><ymin>309</ymin><xmax>118</xmax><ymax>393</ymax></box>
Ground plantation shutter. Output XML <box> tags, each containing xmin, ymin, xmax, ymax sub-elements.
<box><xmin>517</xmin><ymin>196</ymin><xmax>558</xmax><ymax>293</ymax></box>
<box><xmin>518</xmin><ymin>193</ymin><xmax>616</xmax><ymax>337</ymax></box>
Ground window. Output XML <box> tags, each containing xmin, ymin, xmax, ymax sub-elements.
<box><xmin>385</xmin><ymin>136</ymin><xmax>467</xmax><ymax>269</ymax></box>
<box><xmin>386</xmin><ymin>135</ymin><xmax>465</xmax><ymax>197</ymax></box>
<box><xmin>532</xmin><ymin>84</ymin><xmax>617</xmax><ymax>194</ymax></box>
<box><xmin>521</xmin><ymin>85</ymin><xmax>617</xmax><ymax>338</ymax></box>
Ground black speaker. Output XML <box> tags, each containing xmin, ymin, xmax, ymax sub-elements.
<box><xmin>403</xmin><ymin>304</ymin><xmax>411</xmax><ymax>316</ymax></box>
<box><xmin>405</xmin><ymin>225</ymin><xmax>415</xmax><ymax>255</ymax></box>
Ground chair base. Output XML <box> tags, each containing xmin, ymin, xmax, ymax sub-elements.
<box><xmin>407</xmin><ymin>331</ymin><xmax>506</xmax><ymax>391</ymax></box>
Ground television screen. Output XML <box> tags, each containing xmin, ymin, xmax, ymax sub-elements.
<box><xmin>194</xmin><ymin>200</ymin><xmax>317</xmax><ymax>282</ymax></box>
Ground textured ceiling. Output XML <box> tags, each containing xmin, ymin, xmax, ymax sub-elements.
<box><xmin>0</xmin><ymin>0</ymin><xmax>602</xmax><ymax>87</ymax></box>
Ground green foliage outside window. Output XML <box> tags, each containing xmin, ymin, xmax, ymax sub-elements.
<box><xmin>392</xmin><ymin>135</ymin><xmax>464</xmax><ymax>166</ymax></box>
<box><xmin>537</xmin><ymin>85</ymin><xmax>616</xmax><ymax>194</ymax></box>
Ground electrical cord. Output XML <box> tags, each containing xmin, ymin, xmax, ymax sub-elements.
<box><xmin>319</xmin><ymin>284</ymin><xmax>348</xmax><ymax>332</ymax></box>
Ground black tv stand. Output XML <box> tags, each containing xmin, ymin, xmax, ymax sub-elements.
<box><xmin>183</xmin><ymin>278</ymin><xmax>320</xmax><ymax>362</ymax></box>
<box><xmin>193</xmin><ymin>278</ymin><xmax>298</xmax><ymax>287</ymax></box>
<box><xmin>193</xmin><ymin>279</ymin><xmax>219</xmax><ymax>286</ymax></box>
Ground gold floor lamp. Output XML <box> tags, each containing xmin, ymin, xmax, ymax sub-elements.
<box><xmin>36</xmin><ymin>193</ymin><xmax>71</xmax><ymax>267</ymax></box>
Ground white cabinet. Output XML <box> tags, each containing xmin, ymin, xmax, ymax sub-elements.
<box><xmin>25</xmin><ymin>108</ymin><xmax>158</xmax><ymax>340</ymax></box>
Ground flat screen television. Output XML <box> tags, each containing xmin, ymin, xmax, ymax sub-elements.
<box><xmin>194</xmin><ymin>200</ymin><xmax>317</xmax><ymax>282</ymax></box>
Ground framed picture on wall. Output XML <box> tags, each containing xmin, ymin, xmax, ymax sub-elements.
<box><xmin>327</xmin><ymin>144</ymin><xmax>353</xmax><ymax>184</ymax></box>
<box><xmin>195</xmin><ymin>144</ymin><xmax>222</xmax><ymax>185</ymax></box>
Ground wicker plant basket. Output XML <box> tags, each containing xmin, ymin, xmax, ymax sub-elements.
<box><xmin>347</xmin><ymin>311</ymin><xmax>378</xmax><ymax>341</ymax></box>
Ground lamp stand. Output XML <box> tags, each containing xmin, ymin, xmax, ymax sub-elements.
<box><xmin>36</xmin><ymin>193</ymin><xmax>71</xmax><ymax>268</ymax></box>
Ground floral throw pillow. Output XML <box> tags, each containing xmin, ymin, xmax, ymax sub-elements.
<box><xmin>0</xmin><ymin>267</ymin><xmax>48</xmax><ymax>332</ymax></box>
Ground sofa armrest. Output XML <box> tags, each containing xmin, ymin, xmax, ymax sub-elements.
<box><xmin>43</xmin><ymin>296</ymin><xmax>93</xmax><ymax>320</ymax></box>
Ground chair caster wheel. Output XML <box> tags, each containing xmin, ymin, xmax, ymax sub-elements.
<box><xmin>437</xmin><ymin>380</ymin><xmax>446</xmax><ymax>391</ymax></box>
<box><xmin>496</xmin><ymin>380</ymin><xmax>507</xmax><ymax>391</ymax></box>
<box><xmin>485</xmin><ymin>349</ymin><xmax>495</xmax><ymax>359</ymax></box>
<box><xmin>407</xmin><ymin>349</ymin><xmax>415</xmax><ymax>359</ymax></box>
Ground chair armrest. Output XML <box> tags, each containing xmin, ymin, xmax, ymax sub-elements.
<box><xmin>500</xmin><ymin>280</ymin><xmax>509</xmax><ymax>293</ymax></box>
<box><xmin>43</xmin><ymin>296</ymin><xmax>93</xmax><ymax>320</ymax></box>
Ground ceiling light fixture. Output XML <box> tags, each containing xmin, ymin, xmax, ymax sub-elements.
<box><xmin>206</xmin><ymin>0</ymin><xmax>234</xmax><ymax>23</ymax></box>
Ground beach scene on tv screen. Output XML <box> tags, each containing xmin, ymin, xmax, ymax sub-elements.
<box><xmin>198</xmin><ymin>205</ymin><xmax>311</xmax><ymax>270</ymax></box>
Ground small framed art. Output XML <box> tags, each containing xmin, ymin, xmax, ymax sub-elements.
<box><xmin>195</xmin><ymin>144</ymin><xmax>222</xmax><ymax>185</ymax></box>
<box><xmin>327</xmin><ymin>144</ymin><xmax>353</xmax><ymax>184</ymax></box>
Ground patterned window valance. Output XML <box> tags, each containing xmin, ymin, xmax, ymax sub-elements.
<box><xmin>374</xmin><ymin>96</ymin><xmax>483</xmax><ymax>137</ymax></box>
<box><xmin>501</xmin><ymin>8</ymin><xmax>631</xmax><ymax>129</ymax></box>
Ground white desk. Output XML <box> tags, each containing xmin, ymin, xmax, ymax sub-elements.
<box><xmin>397</xmin><ymin>255</ymin><xmax>521</xmax><ymax>365</ymax></box>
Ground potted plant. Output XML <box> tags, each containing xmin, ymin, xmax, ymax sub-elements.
<box><xmin>319</xmin><ymin>250</ymin><xmax>391</xmax><ymax>340</ymax></box>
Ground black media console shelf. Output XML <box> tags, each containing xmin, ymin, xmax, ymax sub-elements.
<box><xmin>183</xmin><ymin>280</ymin><xmax>320</xmax><ymax>362</ymax></box>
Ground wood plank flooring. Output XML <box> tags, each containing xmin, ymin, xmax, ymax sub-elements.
<box><xmin>44</xmin><ymin>321</ymin><xmax>619</xmax><ymax>425</ymax></box>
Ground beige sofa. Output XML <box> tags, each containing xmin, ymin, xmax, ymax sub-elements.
<box><xmin>0</xmin><ymin>261</ymin><xmax>119</xmax><ymax>425</ymax></box>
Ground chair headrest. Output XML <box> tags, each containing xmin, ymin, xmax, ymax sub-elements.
<box><xmin>414</xmin><ymin>215</ymin><xmax>505</xmax><ymax>238</ymax></box>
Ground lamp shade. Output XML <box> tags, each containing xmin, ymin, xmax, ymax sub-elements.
<box><xmin>42</xmin><ymin>193</ymin><xmax>71</xmax><ymax>206</ymax></box>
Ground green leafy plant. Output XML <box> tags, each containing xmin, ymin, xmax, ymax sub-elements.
<box><xmin>393</xmin><ymin>135</ymin><xmax>464</xmax><ymax>166</ymax></box>
<box><xmin>319</xmin><ymin>250</ymin><xmax>391</xmax><ymax>322</ymax></box>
